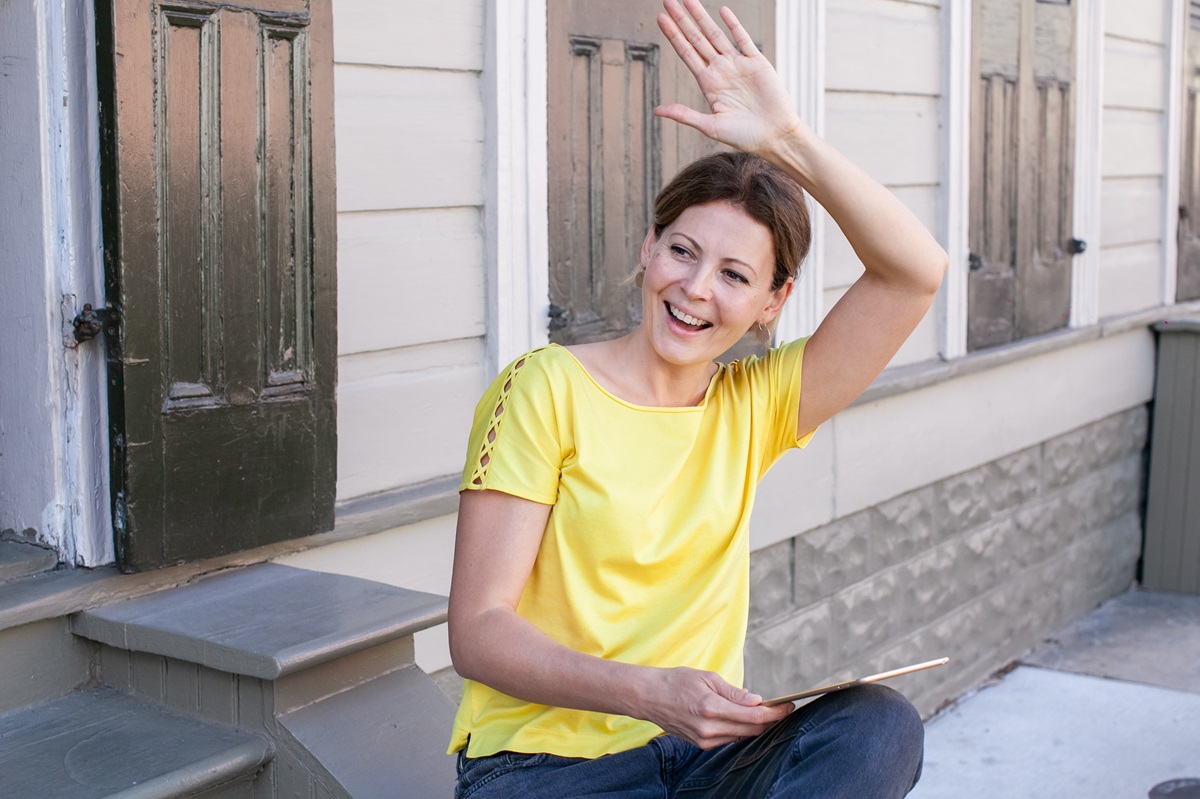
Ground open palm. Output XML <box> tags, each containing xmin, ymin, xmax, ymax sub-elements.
<box><xmin>656</xmin><ymin>0</ymin><xmax>803</xmax><ymax>156</ymax></box>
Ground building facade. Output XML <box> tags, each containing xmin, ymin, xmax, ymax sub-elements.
<box><xmin>1</xmin><ymin>0</ymin><xmax>1197</xmax><ymax>794</ymax></box>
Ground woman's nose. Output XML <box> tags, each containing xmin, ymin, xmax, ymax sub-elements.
<box><xmin>681</xmin><ymin>265</ymin><xmax>715</xmax><ymax>299</ymax></box>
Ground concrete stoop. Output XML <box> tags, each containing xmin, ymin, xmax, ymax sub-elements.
<box><xmin>0</xmin><ymin>532</ymin><xmax>57</xmax><ymax>583</ymax></box>
<box><xmin>0</xmin><ymin>688</ymin><xmax>272</xmax><ymax>799</ymax></box>
<box><xmin>0</xmin><ymin>563</ymin><xmax>457</xmax><ymax>799</ymax></box>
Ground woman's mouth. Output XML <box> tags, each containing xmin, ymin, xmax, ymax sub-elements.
<box><xmin>666</xmin><ymin>302</ymin><xmax>712</xmax><ymax>330</ymax></box>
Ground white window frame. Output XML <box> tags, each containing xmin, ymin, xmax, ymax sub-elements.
<box><xmin>1072</xmin><ymin>0</ymin><xmax>1105</xmax><ymax>327</ymax></box>
<box><xmin>1164</xmin><ymin>0</ymin><xmax>1186</xmax><ymax>307</ymax></box>
<box><xmin>1</xmin><ymin>0</ymin><xmax>110</xmax><ymax>565</ymax></box>
<box><xmin>940</xmin><ymin>0</ymin><xmax>972</xmax><ymax>359</ymax></box>
<box><xmin>774</xmin><ymin>0</ymin><xmax>826</xmax><ymax>343</ymax></box>
<box><xmin>484</xmin><ymin>0</ymin><xmax>550</xmax><ymax>376</ymax></box>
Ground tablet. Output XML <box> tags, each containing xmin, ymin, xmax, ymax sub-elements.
<box><xmin>762</xmin><ymin>657</ymin><xmax>950</xmax><ymax>706</ymax></box>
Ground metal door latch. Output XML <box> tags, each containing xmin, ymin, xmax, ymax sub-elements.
<box><xmin>72</xmin><ymin>303</ymin><xmax>116</xmax><ymax>343</ymax></box>
<box><xmin>1067</xmin><ymin>238</ymin><xmax>1087</xmax><ymax>255</ymax></box>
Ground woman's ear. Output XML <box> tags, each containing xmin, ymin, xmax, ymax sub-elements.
<box><xmin>760</xmin><ymin>276</ymin><xmax>795</xmax><ymax>325</ymax></box>
<box><xmin>640</xmin><ymin>227</ymin><xmax>658</xmax><ymax>268</ymax></box>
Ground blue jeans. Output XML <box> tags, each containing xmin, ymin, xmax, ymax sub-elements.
<box><xmin>454</xmin><ymin>684</ymin><xmax>924</xmax><ymax>799</ymax></box>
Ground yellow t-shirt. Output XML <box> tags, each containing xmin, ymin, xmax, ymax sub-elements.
<box><xmin>449</xmin><ymin>340</ymin><xmax>814</xmax><ymax>759</ymax></box>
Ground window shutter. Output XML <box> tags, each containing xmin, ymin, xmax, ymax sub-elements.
<box><xmin>969</xmin><ymin>0</ymin><xmax>1076</xmax><ymax>350</ymax></box>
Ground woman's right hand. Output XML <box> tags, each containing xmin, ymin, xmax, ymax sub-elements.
<box><xmin>639</xmin><ymin>666</ymin><xmax>793</xmax><ymax>749</ymax></box>
<box><xmin>655</xmin><ymin>0</ymin><xmax>804</xmax><ymax>158</ymax></box>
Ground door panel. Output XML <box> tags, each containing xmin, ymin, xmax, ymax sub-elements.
<box><xmin>968</xmin><ymin>0</ymin><xmax>1074</xmax><ymax>351</ymax></box>
<box><xmin>547</xmin><ymin>0</ymin><xmax>774</xmax><ymax>346</ymax></box>
<box><xmin>95</xmin><ymin>0</ymin><xmax>336</xmax><ymax>570</ymax></box>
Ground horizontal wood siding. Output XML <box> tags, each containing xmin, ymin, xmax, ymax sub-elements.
<box><xmin>338</xmin><ymin>340</ymin><xmax>485</xmax><ymax>500</ymax></box>
<box><xmin>332</xmin><ymin>0</ymin><xmax>483</xmax><ymax>70</ymax></box>
<box><xmin>1098</xmin><ymin>0</ymin><xmax>1169</xmax><ymax>317</ymax></box>
<box><xmin>337</xmin><ymin>208</ymin><xmax>485</xmax><ymax>355</ymax></box>
<box><xmin>1099</xmin><ymin>242</ymin><xmax>1166</xmax><ymax>318</ymax></box>
<box><xmin>824</xmin><ymin>0</ymin><xmax>943</xmax><ymax>366</ymax></box>
<box><xmin>335</xmin><ymin>66</ymin><xmax>484</xmax><ymax>212</ymax></box>
<box><xmin>333</xmin><ymin>0</ymin><xmax>487</xmax><ymax>502</ymax></box>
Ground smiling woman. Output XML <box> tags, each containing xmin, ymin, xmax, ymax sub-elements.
<box><xmin>446</xmin><ymin>0</ymin><xmax>947</xmax><ymax>796</ymax></box>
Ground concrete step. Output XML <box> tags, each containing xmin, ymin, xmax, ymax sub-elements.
<box><xmin>71</xmin><ymin>563</ymin><xmax>457</xmax><ymax>798</ymax></box>
<box><xmin>0</xmin><ymin>533</ymin><xmax>57</xmax><ymax>583</ymax></box>
<box><xmin>0</xmin><ymin>687</ymin><xmax>272</xmax><ymax>799</ymax></box>
<box><xmin>278</xmin><ymin>664</ymin><xmax>458</xmax><ymax>799</ymax></box>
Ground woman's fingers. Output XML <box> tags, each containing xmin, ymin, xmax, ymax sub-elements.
<box><xmin>719</xmin><ymin>6</ymin><xmax>760</xmax><ymax>57</ymax></box>
<box><xmin>664</xmin><ymin>0</ymin><xmax>720</xmax><ymax>62</ymax></box>
<box><xmin>657</xmin><ymin>11</ymin><xmax>710</xmax><ymax>77</ymax></box>
<box><xmin>683</xmin><ymin>0</ymin><xmax>738</xmax><ymax>55</ymax></box>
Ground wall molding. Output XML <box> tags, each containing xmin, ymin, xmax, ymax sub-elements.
<box><xmin>1164</xmin><ymin>0</ymin><xmax>1186</xmax><ymax>306</ymax></box>
<box><xmin>484</xmin><ymin>0</ymin><xmax>549</xmax><ymax>375</ymax></box>
<box><xmin>1071</xmin><ymin>0</ymin><xmax>1105</xmax><ymax>327</ymax></box>
<box><xmin>774</xmin><ymin>0</ymin><xmax>825</xmax><ymax>343</ymax></box>
<box><xmin>939</xmin><ymin>0</ymin><xmax>971</xmax><ymax>359</ymax></box>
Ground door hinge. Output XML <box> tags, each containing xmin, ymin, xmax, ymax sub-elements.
<box><xmin>72</xmin><ymin>303</ymin><xmax>117</xmax><ymax>343</ymax></box>
<box><xmin>548</xmin><ymin>303</ymin><xmax>571</xmax><ymax>332</ymax></box>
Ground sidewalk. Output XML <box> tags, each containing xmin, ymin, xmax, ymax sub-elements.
<box><xmin>911</xmin><ymin>588</ymin><xmax>1200</xmax><ymax>799</ymax></box>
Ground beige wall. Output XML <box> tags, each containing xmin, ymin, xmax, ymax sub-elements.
<box><xmin>332</xmin><ymin>0</ymin><xmax>489</xmax><ymax>502</ymax></box>
<box><xmin>823</xmin><ymin>0</ymin><xmax>945</xmax><ymax>367</ymax></box>
<box><xmin>1099</xmin><ymin>0</ymin><xmax>1172</xmax><ymax>317</ymax></box>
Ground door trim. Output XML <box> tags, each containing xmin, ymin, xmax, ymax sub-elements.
<box><xmin>940</xmin><ymin>0</ymin><xmax>971</xmax><ymax>359</ymax></box>
<box><xmin>774</xmin><ymin>0</ymin><xmax>825</xmax><ymax>344</ymax></box>
<box><xmin>1165</xmin><ymin>0</ymin><xmax>1187</xmax><ymax>305</ymax></box>
<box><xmin>1071</xmin><ymin>0</ymin><xmax>1104</xmax><ymax>327</ymax></box>
<box><xmin>484</xmin><ymin>0</ymin><xmax>550</xmax><ymax>375</ymax></box>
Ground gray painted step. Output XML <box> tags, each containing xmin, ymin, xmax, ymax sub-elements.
<box><xmin>0</xmin><ymin>687</ymin><xmax>271</xmax><ymax>799</ymax></box>
<box><xmin>280</xmin><ymin>664</ymin><xmax>457</xmax><ymax>799</ymax></box>
<box><xmin>0</xmin><ymin>535</ymin><xmax>56</xmax><ymax>583</ymax></box>
<box><xmin>72</xmin><ymin>563</ymin><xmax>448</xmax><ymax>679</ymax></box>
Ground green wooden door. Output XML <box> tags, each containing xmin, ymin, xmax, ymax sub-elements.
<box><xmin>95</xmin><ymin>0</ymin><xmax>336</xmax><ymax>571</ymax></box>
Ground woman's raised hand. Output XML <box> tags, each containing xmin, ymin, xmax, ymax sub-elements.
<box><xmin>656</xmin><ymin>0</ymin><xmax>803</xmax><ymax>157</ymax></box>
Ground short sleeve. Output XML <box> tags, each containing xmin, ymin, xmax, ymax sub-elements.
<box><xmin>756</xmin><ymin>337</ymin><xmax>817</xmax><ymax>470</ymax></box>
<box><xmin>459</xmin><ymin>348</ymin><xmax>562</xmax><ymax>505</ymax></box>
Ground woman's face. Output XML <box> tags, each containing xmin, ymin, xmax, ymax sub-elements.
<box><xmin>639</xmin><ymin>200</ymin><xmax>791</xmax><ymax>368</ymax></box>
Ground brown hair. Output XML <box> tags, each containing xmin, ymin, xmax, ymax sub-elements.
<box><xmin>653</xmin><ymin>151</ymin><xmax>811</xmax><ymax>291</ymax></box>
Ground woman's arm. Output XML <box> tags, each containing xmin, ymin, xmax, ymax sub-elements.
<box><xmin>448</xmin><ymin>488</ymin><xmax>792</xmax><ymax>748</ymax></box>
<box><xmin>656</xmin><ymin>0</ymin><xmax>949</xmax><ymax>438</ymax></box>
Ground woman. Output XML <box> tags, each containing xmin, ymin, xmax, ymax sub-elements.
<box><xmin>447</xmin><ymin>1</ymin><xmax>949</xmax><ymax>796</ymax></box>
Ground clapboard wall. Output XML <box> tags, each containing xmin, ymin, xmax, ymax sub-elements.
<box><xmin>823</xmin><ymin>0</ymin><xmax>944</xmax><ymax>368</ymax></box>
<box><xmin>332</xmin><ymin>0</ymin><xmax>488</xmax><ymax>502</ymax></box>
<box><xmin>1099</xmin><ymin>1</ymin><xmax>1172</xmax><ymax>317</ymax></box>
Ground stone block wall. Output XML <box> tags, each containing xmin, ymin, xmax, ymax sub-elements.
<box><xmin>745</xmin><ymin>406</ymin><xmax>1149</xmax><ymax>717</ymax></box>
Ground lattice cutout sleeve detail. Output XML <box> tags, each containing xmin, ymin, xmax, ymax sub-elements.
<box><xmin>468</xmin><ymin>353</ymin><xmax>534</xmax><ymax>487</ymax></box>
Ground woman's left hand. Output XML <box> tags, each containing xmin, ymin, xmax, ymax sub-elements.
<box><xmin>655</xmin><ymin>0</ymin><xmax>802</xmax><ymax>156</ymax></box>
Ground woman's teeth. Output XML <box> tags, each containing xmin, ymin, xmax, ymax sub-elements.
<box><xmin>668</xmin><ymin>303</ymin><xmax>711</xmax><ymax>328</ymax></box>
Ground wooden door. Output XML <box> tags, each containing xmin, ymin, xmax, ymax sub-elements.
<box><xmin>94</xmin><ymin>0</ymin><xmax>336</xmax><ymax>570</ymax></box>
<box><xmin>1179</xmin><ymin>0</ymin><xmax>1200</xmax><ymax>301</ymax></box>
<box><xmin>968</xmin><ymin>0</ymin><xmax>1075</xmax><ymax>350</ymax></box>
<box><xmin>547</xmin><ymin>0</ymin><xmax>774</xmax><ymax>345</ymax></box>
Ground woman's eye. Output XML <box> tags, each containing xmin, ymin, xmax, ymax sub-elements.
<box><xmin>724</xmin><ymin>270</ymin><xmax>749</xmax><ymax>284</ymax></box>
<box><xmin>670</xmin><ymin>245</ymin><xmax>691</xmax><ymax>258</ymax></box>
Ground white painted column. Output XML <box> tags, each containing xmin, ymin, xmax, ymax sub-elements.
<box><xmin>1071</xmin><ymin>0</ymin><xmax>1105</xmax><ymax>327</ymax></box>
<box><xmin>939</xmin><ymin>0</ymin><xmax>971</xmax><ymax>359</ymax></box>
<box><xmin>1164</xmin><ymin>0</ymin><xmax>1186</xmax><ymax>307</ymax></box>
<box><xmin>0</xmin><ymin>0</ymin><xmax>110</xmax><ymax>565</ymax></box>
<box><xmin>484</xmin><ymin>0</ymin><xmax>550</xmax><ymax>375</ymax></box>
<box><xmin>774</xmin><ymin>0</ymin><xmax>825</xmax><ymax>343</ymax></box>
